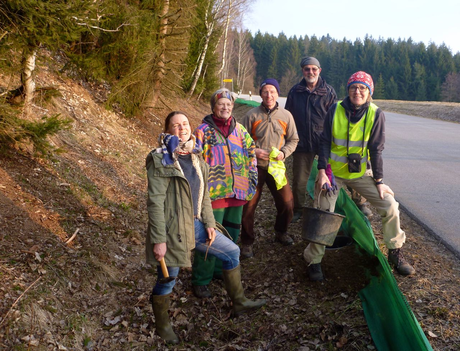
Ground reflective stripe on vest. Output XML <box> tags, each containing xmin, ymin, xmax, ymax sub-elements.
<box><xmin>329</xmin><ymin>102</ymin><xmax>377</xmax><ymax>179</ymax></box>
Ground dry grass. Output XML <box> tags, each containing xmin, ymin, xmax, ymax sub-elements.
<box><xmin>374</xmin><ymin>99</ymin><xmax>460</xmax><ymax>123</ymax></box>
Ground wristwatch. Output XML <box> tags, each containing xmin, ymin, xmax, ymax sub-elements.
<box><xmin>374</xmin><ymin>179</ymin><xmax>384</xmax><ymax>185</ymax></box>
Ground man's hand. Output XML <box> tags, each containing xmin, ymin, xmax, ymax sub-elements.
<box><xmin>255</xmin><ymin>148</ymin><xmax>270</xmax><ymax>160</ymax></box>
<box><xmin>153</xmin><ymin>242</ymin><xmax>167</xmax><ymax>261</ymax></box>
<box><xmin>317</xmin><ymin>169</ymin><xmax>330</xmax><ymax>190</ymax></box>
<box><xmin>274</xmin><ymin>151</ymin><xmax>284</xmax><ymax>161</ymax></box>
<box><xmin>377</xmin><ymin>183</ymin><xmax>394</xmax><ymax>199</ymax></box>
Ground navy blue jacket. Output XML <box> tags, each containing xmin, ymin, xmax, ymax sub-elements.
<box><xmin>285</xmin><ymin>77</ymin><xmax>337</xmax><ymax>153</ymax></box>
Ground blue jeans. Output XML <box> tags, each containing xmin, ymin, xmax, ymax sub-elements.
<box><xmin>152</xmin><ymin>219</ymin><xmax>240</xmax><ymax>296</ymax></box>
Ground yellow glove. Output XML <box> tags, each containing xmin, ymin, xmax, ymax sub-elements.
<box><xmin>268</xmin><ymin>147</ymin><xmax>287</xmax><ymax>190</ymax></box>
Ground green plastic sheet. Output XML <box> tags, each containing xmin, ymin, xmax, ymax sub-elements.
<box><xmin>308</xmin><ymin>161</ymin><xmax>433</xmax><ymax>351</ymax></box>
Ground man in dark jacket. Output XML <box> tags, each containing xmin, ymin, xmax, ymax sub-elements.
<box><xmin>285</xmin><ymin>57</ymin><xmax>337</xmax><ymax>222</ymax></box>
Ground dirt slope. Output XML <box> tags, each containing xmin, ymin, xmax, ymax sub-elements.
<box><xmin>0</xmin><ymin>67</ymin><xmax>459</xmax><ymax>350</ymax></box>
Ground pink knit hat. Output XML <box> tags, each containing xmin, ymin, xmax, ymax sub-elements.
<box><xmin>347</xmin><ymin>71</ymin><xmax>374</xmax><ymax>96</ymax></box>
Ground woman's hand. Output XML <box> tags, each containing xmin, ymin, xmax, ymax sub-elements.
<box><xmin>377</xmin><ymin>183</ymin><xmax>394</xmax><ymax>199</ymax></box>
<box><xmin>153</xmin><ymin>242</ymin><xmax>167</xmax><ymax>261</ymax></box>
<box><xmin>206</xmin><ymin>227</ymin><xmax>216</xmax><ymax>246</ymax></box>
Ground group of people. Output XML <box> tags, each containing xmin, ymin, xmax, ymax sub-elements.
<box><xmin>145</xmin><ymin>57</ymin><xmax>416</xmax><ymax>344</ymax></box>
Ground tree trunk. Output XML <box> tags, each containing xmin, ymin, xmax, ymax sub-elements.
<box><xmin>22</xmin><ymin>49</ymin><xmax>37</xmax><ymax>116</ymax></box>
<box><xmin>187</xmin><ymin>4</ymin><xmax>214</xmax><ymax>98</ymax></box>
<box><xmin>217</xmin><ymin>0</ymin><xmax>232</xmax><ymax>79</ymax></box>
<box><xmin>150</xmin><ymin>0</ymin><xmax>170</xmax><ymax>108</ymax></box>
<box><xmin>188</xmin><ymin>0</ymin><xmax>225</xmax><ymax>98</ymax></box>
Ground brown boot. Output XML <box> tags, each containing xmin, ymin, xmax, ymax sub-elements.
<box><xmin>275</xmin><ymin>231</ymin><xmax>294</xmax><ymax>246</ymax></box>
<box><xmin>222</xmin><ymin>265</ymin><xmax>266</xmax><ymax>317</ymax></box>
<box><xmin>388</xmin><ymin>248</ymin><xmax>416</xmax><ymax>276</ymax></box>
<box><xmin>150</xmin><ymin>294</ymin><xmax>179</xmax><ymax>344</ymax></box>
<box><xmin>240</xmin><ymin>245</ymin><xmax>254</xmax><ymax>260</ymax></box>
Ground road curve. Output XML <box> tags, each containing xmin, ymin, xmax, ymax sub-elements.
<box><xmin>238</xmin><ymin>94</ymin><xmax>460</xmax><ymax>258</ymax></box>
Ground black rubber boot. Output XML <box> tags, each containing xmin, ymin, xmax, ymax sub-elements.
<box><xmin>150</xmin><ymin>294</ymin><xmax>179</xmax><ymax>344</ymax></box>
<box><xmin>388</xmin><ymin>248</ymin><xmax>416</xmax><ymax>276</ymax></box>
<box><xmin>308</xmin><ymin>263</ymin><xmax>324</xmax><ymax>281</ymax></box>
<box><xmin>192</xmin><ymin>284</ymin><xmax>212</xmax><ymax>298</ymax></box>
<box><xmin>222</xmin><ymin>265</ymin><xmax>266</xmax><ymax>317</ymax></box>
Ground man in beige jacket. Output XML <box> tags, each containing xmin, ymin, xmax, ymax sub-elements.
<box><xmin>240</xmin><ymin>79</ymin><xmax>299</xmax><ymax>258</ymax></box>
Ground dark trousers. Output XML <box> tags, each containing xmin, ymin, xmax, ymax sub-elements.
<box><xmin>241</xmin><ymin>167</ymin><xmax>294</xmax><ymax>246</ymax></box>
<box><xmin>292</xmin><ymin>152</ymin><xmax>316</xmax><ymax>213</ymax></box>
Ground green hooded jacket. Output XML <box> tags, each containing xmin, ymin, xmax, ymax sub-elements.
<box><xmin>145</xmin><ymin>150</ymin><xmax>216</xmax><ymax>267</ymax></box>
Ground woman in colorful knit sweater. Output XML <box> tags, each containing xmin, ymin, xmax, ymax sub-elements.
<box><xmin>191</xmin><ymin>88</ymin><xmax>258</xmax><ymax>298</ymax></box>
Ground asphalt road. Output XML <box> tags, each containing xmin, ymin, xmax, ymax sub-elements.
<box><xmin>383</xmin><ymin>112</ymin><xmax>460</xmax><ymax>258</ymax></box>
<box><xmin>238</xmin><ymin>94</ymin><xmax>460</xmax><ymax>258</ymax></box>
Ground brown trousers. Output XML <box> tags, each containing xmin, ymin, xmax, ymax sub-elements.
<box><xmin>241</xmin><ymin>167</ymin><xmax>294</xmax><ymax>246</ymax></box>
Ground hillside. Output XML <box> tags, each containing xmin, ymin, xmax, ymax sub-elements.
<box><xmin>1</xmin><ymin>66</ymin><xmax>459</xmax><ymax>350</ymax></box>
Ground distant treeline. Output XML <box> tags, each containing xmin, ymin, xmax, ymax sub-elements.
<box><xmin>250</xmin><ymin>32</ymin><xmax>460</xmax><ymax>102</ymax></box>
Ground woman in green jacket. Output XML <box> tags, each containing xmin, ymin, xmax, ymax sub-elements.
<box><xmin>146</xmin><ymin>111</ymin><xmax>265</xmax><ymax>344</ymax></box>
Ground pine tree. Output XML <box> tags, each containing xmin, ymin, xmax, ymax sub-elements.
<box><xmin>373</xmin><ymin>74</ymin><xmax>386</xmax><ymax>99</ymax></box>
<box><xmin>1</xmin><ymin>0</ymin><xmax>95</xmax><ymax>111</ymax></box>
<box><xmin>386</xmin><ymin>77</ymin><xmax>399</xmax><ymax>100</ymax></box>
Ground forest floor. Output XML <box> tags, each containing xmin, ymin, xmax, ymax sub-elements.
<box><xmin>1</xmin><ymin>63</ymin><xmax>460</xmax><ymax>350</ymax></box>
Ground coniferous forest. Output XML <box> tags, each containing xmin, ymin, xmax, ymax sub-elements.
<box><xmin>1</xmin><ymin>0</ymin><xmax>460</xmax><ymax>144</ymax></box>
<box><xmin>250</xmin><ymin>32</ymin><xmax>460</xmax><ymax>101</ymax></box>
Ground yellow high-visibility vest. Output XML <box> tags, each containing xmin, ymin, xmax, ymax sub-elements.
<box><xmin>329</xmin><ymin>102</ymin><xmax>378</xmax><ymax>179</ymax></box>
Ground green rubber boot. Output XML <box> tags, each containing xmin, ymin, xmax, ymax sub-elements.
<box><xmin>222</xmin><ymin>265</ymin><xmax>266</xmax><ymax>317</ymax></box>
<box><xmin>150</xmin><ymin>294</ymin><xmax>179</xmax><ymax>344</ymax></box>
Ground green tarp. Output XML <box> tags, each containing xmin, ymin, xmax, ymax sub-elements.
<box><xmin>235</xmin><ymin>98</ymin><xmax>259</xmax><ymax>107</ymax></box>
<box><xmin>308</xmin><ymin>162</ymin><xmax>433</xmax><ymax>351</ymax></box>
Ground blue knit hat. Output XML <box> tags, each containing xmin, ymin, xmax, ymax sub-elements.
<box><xmin>259</xmin><ymin>78</ymin><xmax>280</xmax><ymax>95</ymax></box>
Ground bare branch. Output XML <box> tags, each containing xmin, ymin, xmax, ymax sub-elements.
<box><xmin>65</xmin><ymin>228</ymin><xmax>80</xmax><ymax>245</ymax></box>
<box><xmin>72</xmin><ymin>17</ymin><xmax>131</xmax><ymax>32</ymax></box>
<box><xmin>0</xmin><ymin>276</ymin><xmax>42</xmax><ymax>328</ymax></box>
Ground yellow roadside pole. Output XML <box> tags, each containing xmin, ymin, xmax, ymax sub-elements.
<box><xmin>223</xmin><ymin>78</ymin><xmax>233</xmax><ymax>93</ymax></box>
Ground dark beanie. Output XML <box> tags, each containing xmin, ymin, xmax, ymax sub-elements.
<box><xmin>259</xmin><ymin>78</ymin><xmax>280</xmax><ymax>95</ymax></box>
<box><xmin>300</xmin><ymin>56</ymin><xmax>321</xmax><ymax>68</ymax></box>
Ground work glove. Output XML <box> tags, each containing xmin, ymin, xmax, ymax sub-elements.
<box><xmin>323</xmin><ymin>164</ymin><xmax>338</xmax><ymax>196</ymax></box>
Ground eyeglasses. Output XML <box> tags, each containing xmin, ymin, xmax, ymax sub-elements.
<box><xmin>302</xmin><ymin>67</ymin><xmax>319</xmax><ymax>73</ymax></box>
<box><xmin>349</xmin><ymin>85</ymin><xmax>368</xmax><ymax>92</ymax></box>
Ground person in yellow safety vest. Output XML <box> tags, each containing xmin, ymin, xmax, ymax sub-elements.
<box><xmin>304</xmin><ymin>71</ymin><xmax>416</xmax><ymax>282</ymax></box>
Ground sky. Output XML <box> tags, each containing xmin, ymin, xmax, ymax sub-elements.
<box><xmin>243</xmin><ymin>0</ymin><xmax>460</xmax><ymax>55</ymax></box>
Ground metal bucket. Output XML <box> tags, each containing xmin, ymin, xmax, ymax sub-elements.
<box><xmin>301</xmin><ymin>190</ymin><xmax>346</xmax><ymax>246</ymax></box>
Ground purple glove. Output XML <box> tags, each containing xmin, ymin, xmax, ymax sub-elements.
<box><xmin>323</xmin><ymin>164</ymin><xmax>338</xmax><ymax>196</ymax></box>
